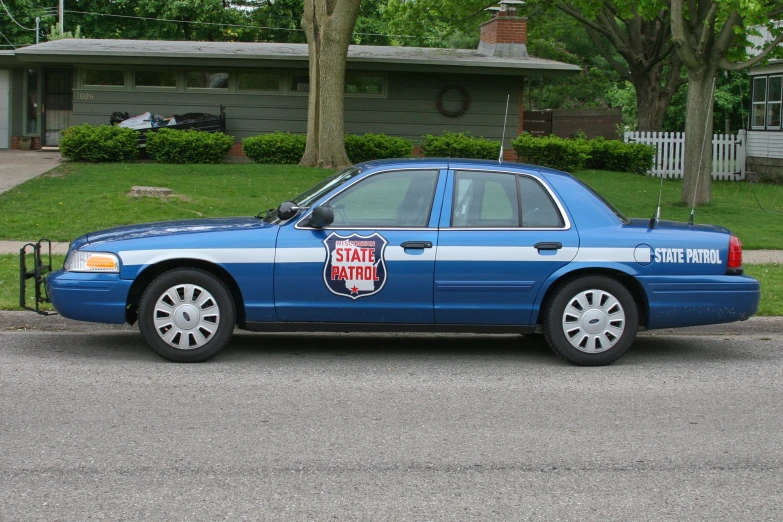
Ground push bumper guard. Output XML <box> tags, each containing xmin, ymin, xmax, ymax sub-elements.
<box><xmin>19</xmin><ymin>239</ymin><xmax>56</xmax><ymax>315</ymax></box>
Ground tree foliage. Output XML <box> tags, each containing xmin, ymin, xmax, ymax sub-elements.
<box><xmin>670</xmin><ymin>0</ymin><xmax>783</xmax><ymax>205</ymax></box>
<box><xmin>0</xmin><ymin>0</ymin><xmax>391</xmax><ymax>46</ymax></box>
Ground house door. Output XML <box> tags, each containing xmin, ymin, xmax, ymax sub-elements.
<box><xmin>42</xmin><ymin>69</ymin><xmax>73</xmax><ymax>147</ymax></box>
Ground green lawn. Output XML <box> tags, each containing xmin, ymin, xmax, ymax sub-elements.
<box><xmin>0</xmin><ymin>163</ymin><xmax>329</xmax><ymax>242</ymax></box>
<box><xmin>574</xmin><ymin>171</ymin><xmax>783</xmax><ymax>250</ymax></box>
<box><xmin>0</xmin><ymin>163</ymin><xmax>781</xmax><ymax>248</ymax></box>
<box><xmin>1</xmin><ymin>254</ymin><xmax>781</xmax><ymax>316</ymax></box>
<box><xmin>744</xmin><ymin>264</ymin><xmax>783</xmax><ymax>316</ymax></box>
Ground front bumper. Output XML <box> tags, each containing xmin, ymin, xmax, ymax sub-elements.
<box><xmin>47</xmin><ymin>269</ymin><xmax>132</xmax><ymax>324</ymax></box>
<box><xmin>639</xmin><ymin>274</ymin><xmax>761</xmax><ymax>330</ymax></box>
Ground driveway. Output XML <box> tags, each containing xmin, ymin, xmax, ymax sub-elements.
<box><xmin>0</xmin><ymin>150</ymin><xmax>61</xmax><ymax>194</ymax></box>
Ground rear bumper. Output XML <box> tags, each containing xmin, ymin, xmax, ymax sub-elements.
<box><xmin>47</xmin><ymin>270</ymin><xmax>131</xmax><ymax>324</ymax></box>
<box><xmin>638</xmin><ymin>274</ymin><xmax>760</xmax><ymax>330</ymax></box>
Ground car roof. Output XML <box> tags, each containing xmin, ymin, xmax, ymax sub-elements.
<box><xmin>355</xmin><ymin>158</ymin><xmax>575</xmax><ymax>180</ymax></box>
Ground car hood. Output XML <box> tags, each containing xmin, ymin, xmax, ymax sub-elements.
<box><xmin>86</xmin><ymin>217</ymin><xmax>273</xmax><ymax>244</ymax></box>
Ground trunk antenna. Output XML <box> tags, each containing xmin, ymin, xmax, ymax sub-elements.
<box><xmin>498</xmin><ymin>94</ymin><xmax>510</xmax><ymax>164</ymax></box>
<box><xmin>689</xmin><ymin>77</ymin><xmax>717</xmax><ymax>225</ymax></box>
<box><xmin>649</xmin><ymin>174</ymin><xmax>664</xmax><ymax>229</ymax></box>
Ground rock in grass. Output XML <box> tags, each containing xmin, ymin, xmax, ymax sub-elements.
<box><xmin>129</xmin><ymin>186</ymin><xmax>173</xmax><ymax>198</ymax></box>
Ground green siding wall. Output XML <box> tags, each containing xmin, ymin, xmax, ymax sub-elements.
<box><xmin>71</xmin><ymin>68</ymin><xmax>521</xmax><ymax>145</ymax></box>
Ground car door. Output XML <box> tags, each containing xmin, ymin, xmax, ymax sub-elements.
<box><xmin>274</xmin><ymin>167</ymin><xmax>447</xmax><ymax>324</ymax></box>
<box><xmin>434</xmin><ymin>168</ymin><xmax>579</xmax><ymax>325</ymax></box>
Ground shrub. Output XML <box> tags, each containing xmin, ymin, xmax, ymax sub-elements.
<box><xmin>59</xmin><ymin>124</ymin><xmax>138</xmax><ymax>162</ymax></box>
<box><xmin>243</xmin><ymin>132</ymin><xmax>306</xmax><ymax>164</ymax></box>
<box><xmin>146</xmin><ymin>129</ymin><xmax>234</xmax><ymax>164</ymax></box>
<box><xmin>512</xmin><ymin>133</ymin><xmax>591</xmax><ymax>173</ymax></box>
<box><xmin>344</xmin><ymin>133</ymin><xmax>413</xmax><ymax>163</ymax></box>
<box><xmin>584</xmin><ymin>138</ymin><xmax>655</xmax><ymax>174</ymax></box>
<box><xmin>420</xmin><ymin>132</ymin><xmax>500</xmax><ymax>160</ymax></box>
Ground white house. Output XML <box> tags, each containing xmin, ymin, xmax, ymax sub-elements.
<box><xmin>747</xmin><ymin>22</ymin><xmax>783</xmax><ymax>178</ymax></box>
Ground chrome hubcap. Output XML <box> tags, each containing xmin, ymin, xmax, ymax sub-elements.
<box><xmin>561</xmin><ymin>289</ymin><xmax>625</xmax><ymax>353</ymax></box>
<box><xmin>153</xmin><ymin>284</ymin><xmax>220</xmax><ymax>350</ymax></box>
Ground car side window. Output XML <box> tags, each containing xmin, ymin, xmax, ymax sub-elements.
<box><xmin>518</xmin><ymin>176</ymin><xmax>564</xmax><ymax>228</ymax></box>
<box><xmin>326</xmin><ymin>169</ymin><xmax>438</xmax><ymax>228</ymax></box>
<box><xmin>452</xmin><ymin>171</ymin><xmax>519</xmax><ymax>227</ymax></box>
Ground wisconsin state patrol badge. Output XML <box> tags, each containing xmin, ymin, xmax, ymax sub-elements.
<box><xmin>322</xmin><ymin>232</ymin><xmax>388</xmax><ymax>300</ymax></box>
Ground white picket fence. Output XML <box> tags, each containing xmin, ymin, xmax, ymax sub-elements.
<box><xmin>624</xmin><ymin>130</ymin><xmax>746</xmax><ymax>180</ymax></box>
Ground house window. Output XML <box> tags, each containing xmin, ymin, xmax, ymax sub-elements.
<box><xmin>290</xmin><ymin>74</ymin><xmax>310</xmax><ymax>93</ymax></box>
<box><xmin>767</xmin><ymin>76</ymin><xmax>782</xmax><ymax>129</ymax></box>
<box><xmin>752</xmin><ymin>76</ymin><xmax>768</xmax><ymax>129</ymax></box>
<box><xmin>135</xmin><ymin>70</ymin><xmax>177</xmax><ymax>89</ymax></box>
<box><xmin>288</xmin><ymin>73</ymin><xmax>386</xmax><ymax>96</ymax></box>
<box><xmin>83</xmin><ymin>69</ymin><xmax>125</xmax><ymax>87</ymax></box>
<box><xmin>25</xmin><ymin>68</ymin><xmax>39</xmax><ymax>134</ymax></box>
<box><xmin>186</xmin><ymin>71</ymin><xmax>228</xmax><ymax>90</ymax></box>
<box><xmin>345</xmin><ymin>74</ymin><xmax>384</xmax><ymax>96</ymax></box>
<box><xmin>237</xmin><ymin>72</ymin><xmax>281</xmax><ymax>92</ymax></box>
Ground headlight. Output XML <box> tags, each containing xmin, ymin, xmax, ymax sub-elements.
<box><xmin>64</xmin><ymin>251</ymin><xmax>120</xmax><ymax>273</ymax></box>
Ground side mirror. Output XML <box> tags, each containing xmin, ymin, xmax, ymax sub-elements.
<box><xmin>277</xmin><ymin>201</ymin><xmax>298</xmax><ymax>221</ymax></box>
<box><xmin>310</xmin><ymin>206</ymin><xmax>335</xmax><ymax>228</ymax></box>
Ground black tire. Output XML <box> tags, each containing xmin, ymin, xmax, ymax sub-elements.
<box><xmin>542</xmin><ymin>275</ymin><xmax>638</xmax><ymax>366</ymax></box>
<box><xmin>138</xmin><ymin>268</ymin><xmax>236</xmax><ymax>362</ymax></box>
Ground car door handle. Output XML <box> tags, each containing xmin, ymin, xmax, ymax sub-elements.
<box><xmin>401</xmin><ymin>241</ymin><xmax>433</xmax><ymax>249</ymax></box>
<box><xmin>534</xmin><ymin>242</ymin><xmax>562</xmax><ymax>251</ymax></box>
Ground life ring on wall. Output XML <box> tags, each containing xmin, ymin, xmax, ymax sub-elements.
<box><xmin>436</xmin><ymin>85</ymin><xmax>471</xmax><ymax>118</ymax></box>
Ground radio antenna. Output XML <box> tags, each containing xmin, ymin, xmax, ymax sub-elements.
<box><xmin>689</xmin><ymin>77</ymin><xmax>717</xmax><ymax>225</ymax></box>
<box><xmin>498</xmin><ymin>94</ymin><xmax>510</xmax><ymax>164</ymax></box>
<box><xmin>649</xmin><ymin>174</ymin><xmax>665</xmax><ymax>229</ymax></box>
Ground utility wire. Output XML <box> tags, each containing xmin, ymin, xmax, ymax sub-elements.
<box><xmin>0</xmin><ymin>27</ymin><xmax>16</xmax><ymax>48</ymax></box>
<box><xmin>62</xmin><ymin>9</ymin><xmax>420</xmax><ymax>38</ymax></box>
<box><xmin>0</xmin><ymin>0</ymin><xmax>36</xmax><ymax>30</ymax></box>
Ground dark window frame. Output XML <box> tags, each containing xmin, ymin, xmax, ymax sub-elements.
<box><xmin>133</xmin><ymin>68</ymin><xmax>179</xmax><ymax>90</ymax></box>
<box><xmin>185</xmin><ymin>70</ymin><xmax>230</xmax><ymax>91</ymax></box>
<box><xmin>81</xmin><ymin>67</ymin><xmax>126</xmax><ymax>88</ymax></box>
<box><xmin>751</xmin><ymin>73</ymin><xmax>783</xmax><ymax>131</ymax></box>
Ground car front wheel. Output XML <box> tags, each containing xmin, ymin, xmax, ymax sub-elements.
<box><xmin>543</xmin><ymin>275</ymin><xmax>638</xmax><ymax>366</ymax></box>
<box><xmin>138</xmin><ymin>268</ymin><xmax>235</xmax><ymax>362</ymax></box>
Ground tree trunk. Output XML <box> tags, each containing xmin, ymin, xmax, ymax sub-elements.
<box><xmin>299</xmin><ymin>0</ymin><xmax>361</xmax><ymax>170</ymax></box>
<box><xmin>680</xmin><ymin>68</ymin><xmax>716</xmax><ymax>206</ymax></box>
<box><xmin>632</xmin><ymin>58</ymin><xmax>684</xmax><ymax>132</ymax></box>
<box><xmin>634</xmin><ymin>74</ymin><xmax>667</xmax><ymax>132</ymax></box>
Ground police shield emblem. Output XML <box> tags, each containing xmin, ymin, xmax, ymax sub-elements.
<box><xmin>323</xmin><ymin>232</ymin><xmax>388</xmax><ymax>300</ymax></box>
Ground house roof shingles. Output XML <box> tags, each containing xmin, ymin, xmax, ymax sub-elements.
<box><xmin>7</xmin><ymin>38</ymin><xmax>581</xmax><ymax>76</ymax></box>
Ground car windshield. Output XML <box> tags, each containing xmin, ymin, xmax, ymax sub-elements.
<box><xmin>574</xmin><ymin>178</ymin><xmax>630</xmax><ymax>224</ymax></box>
<box><xmin>261</xmin><ymin>167</ymin><xmax>362</xmax><ymax>224</ymax></box>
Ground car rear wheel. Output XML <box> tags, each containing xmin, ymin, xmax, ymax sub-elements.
<box><xmin>543</xmin><ymin>275</ymin><xmax>638</xmax><ymax>366</ymax></box>
<box><xmin>138</xmin><ymin>268</ymin><xmax>235</xmax><ymax>362</ymax></box>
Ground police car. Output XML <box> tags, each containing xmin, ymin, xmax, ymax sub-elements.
<box><xmin>45</xmin><ymin>159</ymin><xmax>760</xmax><ymax>365</ymax></box>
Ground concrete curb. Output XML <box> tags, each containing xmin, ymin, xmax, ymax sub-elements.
<box><xmin>1</xmin><ymin>241</ymin><xmax>70</xmax><ymax>255</ymax></box>
<box><xmin>1</xmin><ymin>241</ymin><xmax>781</xmax><ymax>263</ymax></box>
<box><xmin>1</xmin><ymin>310</ymin><xmax>781</xmax><ymax>336</ymax></box>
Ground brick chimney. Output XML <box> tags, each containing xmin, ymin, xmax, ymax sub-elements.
<box><xmin>478</xmin><ymin>1</ymin><xmax>528</xmax><ymax>59</ymax></box>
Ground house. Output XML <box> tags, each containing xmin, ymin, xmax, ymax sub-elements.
<box><xmin>0</xmin><ymin>2</ymin><xmax>579</xmax><ymax>154</ymax></box>
<box><xmin>747</xmin><ymin>22</ymin><xmax>783</xmax><ymax>177</ymax></box>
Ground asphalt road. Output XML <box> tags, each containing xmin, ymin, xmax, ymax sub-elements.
<box><xmin>1</xmin><ymin>325</ymin><xmax>782</xmax><ymax>521</ymax></box>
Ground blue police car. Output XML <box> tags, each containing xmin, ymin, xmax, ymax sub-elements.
<box><xmin>45</xmin><ymin>159</ymin><xmax>760</xmax><ymax>365</ymax></box>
